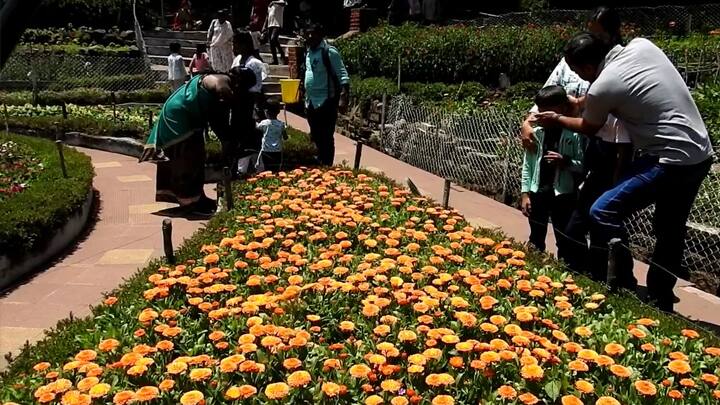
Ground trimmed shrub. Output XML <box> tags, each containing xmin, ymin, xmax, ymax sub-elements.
<box><xmin>338</xmin><ymin>24</ymin><xmax>720</xmax><ymax>86</ymax></box>
<box><xmin>0</xmin><ymin>133</ymin><xmax>94</xmax><ymax>256</ymax></box>
<box><xmin>0</xmin><ymin>87</ymin><xmax>171</xmax><ymax>106</ymax></box>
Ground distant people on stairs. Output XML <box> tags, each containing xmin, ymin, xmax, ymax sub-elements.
<box><xmin>167</xmin><ymin>42</ymin><xmax>187</xmax><ymax>91</ymax></box>
<box><xmin>265</xmin><ymin>0</ymin><xmax>287</xmax><ymax>65</ymax></box>
<box><xmin>302</xmin><ymin>23</ymin><xmax>350</xmax><ymax>166</ymax></box>
<box><xmin>207</xmin><ymin>10</ymin><xmax>234</xmax><ymax>72</ymax></box>
<box><xmin>189</xmin><ymin>43</ymin><xmax>211</xmax><ymax>77</ymax></box>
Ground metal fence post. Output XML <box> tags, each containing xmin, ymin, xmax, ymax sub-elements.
<box><xmin>162</xmin><ymin>218</ymin><xmax>175</xmax><ymax>264</ymax></box>
<box><xmin>380</xmin><ymin>93</ymin><xmax>387</xmax><ymax>139</ymax></box>
<box><xmin>55</xmin><ymin>139</ymin><xmax>68</xmax><ymax>178</ymax></box>
<box><xmin>397</xmin><ymin>54</ymin><xmax>401</xmax><ymax>92</ymax></box>
<box><xmin>61</xmin><ymin>103</ymin><xmax>68</xmax><ymax>119</ymax></box>
<box><xmin>442</xmin><ymin>179</ymin><xmax>451</xmax><ymax>209</ymax></box>
<box><xmin>223</xmin><ymin>166</ymin><xmax>234</xmax><ymax>211</ymax></box>
<box><xmin>500</xmin><ymin>130</ymin><xmax>512</xmax><ymax>204</ymax></box>
<box><xmin>111</xmin><ymin>92</ymin><xmax>117</xmax><ymax>122</ymax></box>
<box><xmin>607</xmin><ymin>238</ymin><xmax>622</xmax><ymax>291</ymax></box>
<box><xmin>3</xmin><ymin>104</ymin><xmax>8</xmax><ymax>134</ymax></box>
<box><xmin>148</xmin><ymin>110</ymin><xmax>154</xmax><ymax>130</ymax></box>
<box><xmin>354</xmin><ymin>140</ymin><xmax>363</xmax><ymax>170</ymax></box>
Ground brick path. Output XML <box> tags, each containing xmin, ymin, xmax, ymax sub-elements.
<box><xmin>0</xmin><ymin>148</ymin><xmax>212</xmax><ymax>369</ymax></box>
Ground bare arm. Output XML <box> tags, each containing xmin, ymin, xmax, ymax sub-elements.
<box><xmin>532</xmin><ymin>113</ymin><xmax>604</xmax><ymax>138</ymax></box>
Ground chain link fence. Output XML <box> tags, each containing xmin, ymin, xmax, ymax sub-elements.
<box><xmin>481</xmin><ymin>4</ymin><xmax>720</xmax><ymax>37</ymax></box>
<box><xmin>0</xmin><ymin>53</ymin><xmax>162</xmax><ymax>93</ymax></box>
<box><xmin>381</xmin><ymin>94</ymin><xmax>720</xmax><ymax>292</ymax></box>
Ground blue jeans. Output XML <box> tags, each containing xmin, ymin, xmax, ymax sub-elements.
<box><xmin>590</xmin><ymin>156</ymin><xmax>711</xmax><ymax>310</ymax></box>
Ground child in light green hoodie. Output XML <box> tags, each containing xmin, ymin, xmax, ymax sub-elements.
<box><xmin>521</xmin><ymin>85</ymin><xmax>586</xmax><ymax>260</ymax></box>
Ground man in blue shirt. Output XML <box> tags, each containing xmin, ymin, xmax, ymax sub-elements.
<box><xmin>303</xmin><ymin>23</ymin><xmax>350</xmax><ymax>166</ymax></box>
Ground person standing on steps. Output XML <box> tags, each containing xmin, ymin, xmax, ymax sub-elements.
<box><xmin>302</xmin><ymin>23</ymin><xmax>350</xmax><ymax>166</ymax></box>
<box><xmin>533</xmin><ymin>32</ymin><xmax>714</xmax><ymax>312</ymax></box>
<box><xmin>167</xmin><ymin>42</ymin><xmax>187</xmax><ymax>91</ymax></box>
<box><xmin>265</xmin><ymin>0</ymin><xmax>287</xmax><ymax>65</ymax></box>
<box><xmin>207</xmin><ymin>10</ymin><xmax>235</xmax><ymax>72</ymax></box>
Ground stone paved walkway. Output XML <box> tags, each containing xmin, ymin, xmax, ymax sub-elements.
<box><xmin>283</xmin><ymin>112</ymin><xmax>720</xmax><ymax>328</ymax></box>
<box><xmin>0</xmin><ymin>147</ymin><xmax>212</xmax><ymax>369</ymax></box>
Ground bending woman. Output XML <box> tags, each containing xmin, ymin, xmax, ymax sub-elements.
<box><xmin>139</xmin><ymin>67</ymin><xmax>257</xmax><ymax>216</ymax></box>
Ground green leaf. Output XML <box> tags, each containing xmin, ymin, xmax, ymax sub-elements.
<box><xmin>544</xmin><ymin>380</ymin><xmax>561</xmax><ymax>401</ymax></box>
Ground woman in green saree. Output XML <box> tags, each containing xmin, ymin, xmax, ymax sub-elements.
<box><xmin>139</xmin><ymin>66</ymin><xmax>256</xmax><ymax>216</ymax></box>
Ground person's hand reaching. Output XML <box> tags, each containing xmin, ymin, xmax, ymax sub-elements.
<box><xmin>543</xmin><ymin>151</ymin><xmax>566</xmax><ymax>166</ymax></box>
<box><xmin>521</xmin><ymin>193</ymin><xmax>532</xmax><ymax>217</ymax></box>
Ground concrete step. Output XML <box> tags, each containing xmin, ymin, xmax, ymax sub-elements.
<box><xmin>147</xmin><ymin>45</ymin><xmax>198</xmax><ymax>58</ymax></box>
<box><xmin>263</xmin><ymin>82</ymin><xmax>281</xmax><ymax>93</ymax></box>
<box><xmin>145</xmin><ymin>37</ymin><xmax>206</xmax><ymax>49</ymax></box>
<box><xmin>143</xmin><ymin>30</ymin><xmax>207</xmax><ymax>41</ymax></box>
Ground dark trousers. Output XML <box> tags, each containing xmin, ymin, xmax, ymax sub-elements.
<box><xmin>590</xmin><ymin>156</ymin><xmax>712</xmax><ymax>311</ymax></box>
<box><xmin>307</xmin><ymin>100</ymin><xmax>338</xmax><ymax>166</ymax></box>
<box><xmin>269</xmin><ymin>27</ymin><xmax>285</xmax><ymax>63</ymax></box>
<box><xmin>563</xmin><ymin>170</ymin><xmax>634</xmax><ymax>281</ymax></box>
<box><xmin>527</xmin><ymin>191</ymin><xmax>576</xmax><ymax>263</ymax></box>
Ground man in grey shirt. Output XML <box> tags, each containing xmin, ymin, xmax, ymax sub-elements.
<box><xmin>534</xmin><ymin>32</ymin><xmax>713</xmax><ymax>312</ymax></box>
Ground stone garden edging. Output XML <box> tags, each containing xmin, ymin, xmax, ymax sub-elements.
<box><xmin>0</xmin><ymin>188</ymin><xmax>94</xmax><ymax>291</ymax></box>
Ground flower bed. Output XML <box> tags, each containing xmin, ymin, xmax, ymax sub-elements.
<box><xmin>1</xmin><ymin>168</ymin><xmax>719</xmax><ymax>404</ymax></box>
<box><xmin>0</xmin><ymin>133</ymin><xmax>94</xmax><ymax>257</ymax></box>
<box><xmin>0</xmin><ymin>138</ymin><xmax>44</xmax><ymax>201</ymax></box>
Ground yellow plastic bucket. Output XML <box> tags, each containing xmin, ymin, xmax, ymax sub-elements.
<box><xmin>280</xmin><ymin>79</ymin><xmax>301</xmax><ymax>104</ymax></box>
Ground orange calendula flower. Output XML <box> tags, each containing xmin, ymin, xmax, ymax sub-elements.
<box><xmin>321</xmin><ymin>382</ymin><xmax>342</xmax><ymax>397</ymax></box>
<box><xmin>265</xmin><ymin>382</ymin><xmax>290</xmax><ymax>399</ymax></box>
<box><xmin>634</xmin><ymin>380</ymin><xmax>657</xmax><ymax>396</ymax></box>
<box><xmin>520</xmin><ymin>364</ymin><xmax>544</xmax><ymax>381</ymax></box>
<box><xmin>667</xmin><ymin>359</ymin><xmax>692</xmax><ymax>374</ymax></box>
<box><xmin>380</xmin><ymin>379</ymin><xmax>402</xmax><ymax>393</ymax></box>
<box><xmin>497</xmin><ymin>385</ymin><xmax>517</xmax><ymax>399</ymax></box>
<box><xmin>431</xmin><ymin>395</ymin><xmax>454</xmax><ymax>405</ymax></box>
<box><xmin>595</xmin><ymin>397</ymin><xmax>620</xmax><ymax>405</ymax></box>
<box><xmin>179</xmin><ymin>391</ymin><xmax>204</xmax><ymax>405</ymax></box>
<box><xmin>609</xmin><ymin>365</ymin><xmax>632</xmax><ymax>378</ymax></box>
<box><xmin>560</xmin><ymin>395</ymin><xmax>583</xmax><ymax>405</ymax></box>
<box><xmin>575</xmin><ymin>380</ymin><xmax>594</xmax><ymax>394</ymax></box>
<box><xmin>112</xmin><ymin>391</ymin><xmax>135</xmax><ymax>405</ymax></box>
<box><xmin>366</xmin><ymin>395</ymin><xmax>384</xmax><ymax>405</ymax></box>
<box><xmin>518</xmin><ymin>392</ymin><xmax>539</xmax><ymax>405</ymax></box>
<box><xmin>134</xmin><ymin>386</ymin><xmax>159</xmax><ymax>402</ymax></box>
<box><xmin>188</xmin><ymin>368</ymin><xmax>212</xmax><ymax>381</ymax></box>
<box><xmin>288</xmin><ymin>370</ymin><xmax>312</xmax><ymax>387</ymax></box>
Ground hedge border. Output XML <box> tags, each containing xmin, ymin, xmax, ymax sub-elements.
<box><xmin>0</xmin><ymin>133</ymin><xmax>95</xmax><ymax>265</ymax></box>
<box><xmin>1</xmin><ymin>168</ymin><xmax>718</xmax><ymax>396</ymax></box>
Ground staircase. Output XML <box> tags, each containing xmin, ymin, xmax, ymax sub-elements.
<box><xmin>143</xmin><ymin>30</ymin><xmax>296</xmax><ymax>97</ymax></box>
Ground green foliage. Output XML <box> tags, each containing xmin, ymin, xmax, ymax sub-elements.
<box><xmin>21</xmin><ymin>26</ymin><xmax>136</xmax><ymax>47</ymax></box>
<box><xmin>338</xmin><ymin>24</ymin><xmax>720</xmax><ymax>87</ymax></box>
<box><xmin>693</xmin><ymin>84</ymin><xmax>720</xmax><ymax>145</ymax></box>
<box><xmin>338</xmin><ymin>24</ymin><xmax>573</xmax><ymax>86</ymax></box>
<box><xmin>30</xmin><ymin>0</ymin><xmax>154</xmax><ymax>29</ymax></box>
<box><xmin>47</xmin><ymin>74</ymin><xmax>151</xmax><ymax>92</ymax></box>
<box><xmin>520</xmin><ymin>0</ymin><xmax>549</xmax><ymax>11</ymax></box>
<box><xmin>0</xmin><ymin>133</ymin><xmax>94</xmax><ymax>256</ymax></box>
<box><xmin>0</xmin><ymin>87</ymin><xmax>171</xmax><ymax>106</ymax></box>
<box><xmin>15</xmin><ymin>44</ymin><xmax>139</xmax><ymax>57</ymax></box>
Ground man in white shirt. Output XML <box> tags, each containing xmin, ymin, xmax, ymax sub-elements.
<box><xmin>232</xmin><ymin>31</ymin><xmax>267</xmax><ymax>115</ymax></box>
<box><xmin>534</xmin><ymin>32</ymin><xmax>713</xmax><ymax>312</ymax></box>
